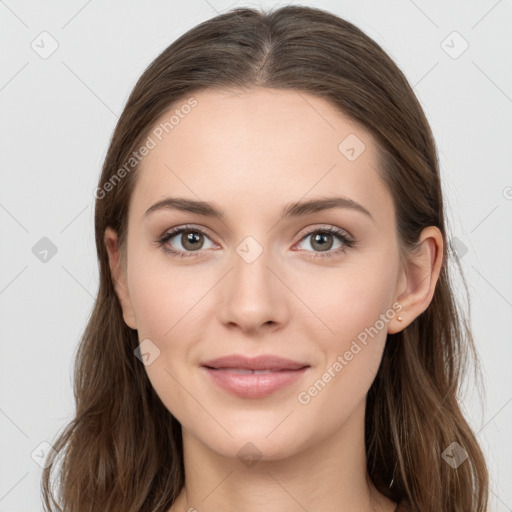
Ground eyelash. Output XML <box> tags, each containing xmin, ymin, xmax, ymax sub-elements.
<box><xmin>155</xmin><ymin>224</ymin><xmax>356</xmax><ymax>260</ymax></box>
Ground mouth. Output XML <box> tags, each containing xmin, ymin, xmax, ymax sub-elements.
<box><xmin>200</xmin><ymin>354</ymin><xmax>309</xmax><ymax>372</ymax></box>
<box><xmin>200</xmin><ymin>355</ymin><xmax>310</xmax><ymax>399</ymax></box>
<box><xmin>204</xmin><ymin>367</ymin><xmax>302</xmax><ymax>374</ymax></box>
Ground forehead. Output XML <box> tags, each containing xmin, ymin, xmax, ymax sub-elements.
<box><xmin>130</xmin><ymin>87</ymin><xmax>393</xmax><ymax>224</ymax></box>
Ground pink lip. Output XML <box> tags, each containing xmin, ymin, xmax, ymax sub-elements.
<box><xmin>200</xmin><ymin>354</ymin><xmax>310</xmax><ymax>399</ymax></box>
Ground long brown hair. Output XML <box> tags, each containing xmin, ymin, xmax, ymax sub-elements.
<box><xmin>41</xmin><ymin>5</ymin><xmax>489</xmax><ymax>511</ymax></box>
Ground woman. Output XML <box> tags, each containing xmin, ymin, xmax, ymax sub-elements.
<box><xmin>42</xmin><ymin>5</ymin><xmax>489</xmax><ymax>511</ymax></box>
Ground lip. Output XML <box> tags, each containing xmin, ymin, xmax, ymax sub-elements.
<box><xmin>200</xmin><ymin>354</ymin><xmax>310</xmax><ymax>399</ymax></box>
<box><xmin>201</xmin><ymin>354</ymin><xmax>309</xmax><ymax>371</ymax></box>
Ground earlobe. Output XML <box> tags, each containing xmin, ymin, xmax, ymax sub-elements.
<box><xmin>104</xmin><ymin>227</ymin><xmax>137</xmax><ymax>330</ymax></box>
<box><xmin>388</xmin><ymin>226</ymin><xmax>444</xmax><ymax>334</ymax></box>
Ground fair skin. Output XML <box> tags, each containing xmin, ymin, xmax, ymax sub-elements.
<box><xmin>104</xmin><ymin>87</ymin><xmax>443</xmax><ymax>512</ymax></box>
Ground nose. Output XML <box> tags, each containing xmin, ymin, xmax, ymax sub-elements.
<box><xmin>217</xmin><ymin>244</ymin><xmax>290</xmax><ymax>335</ymax></box>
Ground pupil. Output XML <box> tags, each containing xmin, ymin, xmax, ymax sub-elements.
<box><xmin>184</xmin><ymin>231</ymin><xmax>202</xmax><ymax>250</ymax></box>
<box><xmin>313</xmin><ymin>233</ymin><xmax>331</xmax><ymax>251</ymax></box>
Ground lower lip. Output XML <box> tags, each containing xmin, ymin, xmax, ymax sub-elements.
<box><xmin>201</xmin><ymin>366</ymin><xmax>309</xmax><ymax>399</ymax></box>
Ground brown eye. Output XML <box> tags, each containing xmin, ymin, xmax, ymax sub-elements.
<box><xmin>295</xmin><ymin>226</ymin><xmax>355</xmax><ymax>259</ymax></box>
<box><xmin>309</xmin><ymin>232</ymin><xmax>334</xmax><ymax>252</ymax></box>
<box><xmin>180</xmin><ymin>230</ymin><xmax>205</xmax><ymax>251</ymax></box>
<box><xmin>157</xmin><ymin>226</ymin><xmax>215</xmax><ymax>257</ymax></box>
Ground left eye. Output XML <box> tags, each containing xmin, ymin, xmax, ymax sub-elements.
<box><xmin>294</xmin><ymin>226</ymin><xmax>355</xmax><ymax>258</ymax></box>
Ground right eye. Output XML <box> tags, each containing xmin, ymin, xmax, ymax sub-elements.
<box><xmin>157</xmin><ymin>225</ymin><xmax>216</xmax><ymax>258</ymax></box>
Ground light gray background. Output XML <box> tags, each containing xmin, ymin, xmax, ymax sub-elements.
<box><xmin>1</xmin><ymin>1</ymin><xmax>511</xmax><ymax>510</ymax></box>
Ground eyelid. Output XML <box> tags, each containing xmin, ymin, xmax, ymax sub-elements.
<box><xmin>297</xmin><ymin>224</ymin><xmax>353</xmax><ymax>241</ymax></box>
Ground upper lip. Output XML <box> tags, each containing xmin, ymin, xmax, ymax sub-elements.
<box><xmin>201</xmin><ymin>354</ymin><xmax>309</xmax><ymax>371</ymax></box>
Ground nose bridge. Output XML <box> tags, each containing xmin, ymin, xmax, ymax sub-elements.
<box><xmin>231</xmin><ymin>233</ymin><xmax>277</xmax><ymax>303</ymax></box>
<box><xmin>217</xmin><ymin>231</ymin><xmax>289</xmax><ymax>331</ymax></box>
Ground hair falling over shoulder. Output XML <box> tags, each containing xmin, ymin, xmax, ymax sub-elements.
<box><xmin>41</xmin><ymin>5</ymin><xmax>489</xmax><ymax>511</ymax></box>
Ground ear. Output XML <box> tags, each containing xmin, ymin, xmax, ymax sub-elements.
<box><xmin>388</xmin><ymin>226</ymin><xmax>444</xmax><ymax>334</ymax></box>
<box><xmin>104</xmin><ymin>227</ymin><xmax>137</xmax><ymax>330</ymax></box>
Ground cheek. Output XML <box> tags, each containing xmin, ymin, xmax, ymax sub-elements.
<box><xmin>296</xmin><ymin>261</ymin><xmax>397</xmax><ymax>413</ymax></box>
<box><xmin>127</xmin><ymin>250</ymin><xmax>207</xmax><ymax>339</ymax></box>
<box><xmin>293</xmin><ymin>279</ymin><xmax>393</xmax><ymax>442</ymax></box>
<box><xmin>127</xmin><ymin>261</ymin><xmax>207</xmax><ymax>423</ymax></box>
<box><xmin>302</xmin><ymin>261</ymin><xmax>396</xmax><ymax>348</ymax></box>
<box><xmin>126</xmin><ymin>254</ymin><xmax>213</xmax><ymax>407</ymax></box>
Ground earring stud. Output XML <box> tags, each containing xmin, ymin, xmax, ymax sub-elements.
<box><xmin>397</xmin><ymin>316</ymin><xmax>403</xmax><ymax>322</ymax></box>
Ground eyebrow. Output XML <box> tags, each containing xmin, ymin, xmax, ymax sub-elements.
<box><xmin>144</xmin><ymin>195</ymin><xmax>374</xmax><ymax>222</ymax></box>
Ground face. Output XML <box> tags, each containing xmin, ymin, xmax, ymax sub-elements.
<box><xmin>110</xmin><ymin>87</ymin><xmax>407</xmax><ymax>461</ymax></box>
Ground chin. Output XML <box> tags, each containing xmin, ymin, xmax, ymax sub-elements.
<box><xmin>195</xmin><ymin>427</ymin><xmax>309</xmax><ymax>464</ymax></box>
